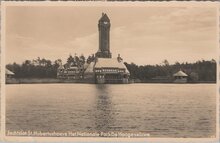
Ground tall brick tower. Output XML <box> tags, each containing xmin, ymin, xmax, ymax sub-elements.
<box><xmin>96</xmin><ymin>13</ymin><xmax>112</xmax><ymax>58</ymax></box>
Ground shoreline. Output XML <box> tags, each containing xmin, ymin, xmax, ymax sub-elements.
<box><xmin>6</xmin><ymin>78</ymin><xmax>216</xmax><ymax>84</ymax></box>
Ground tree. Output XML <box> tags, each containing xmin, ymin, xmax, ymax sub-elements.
<box><xmin>67</xmin><ymin>55</ymin><xmax>75</xmax><ymax>67</ymax></box>
<box><xmin>79</xmin><ymin>54</ymin><xmax>86</xmax><ymax>66</ymax></box>
<box><xmin>162</xmin><ymin>59</ymin><xmax>169</xmax><ymax>66</ymax></box>
<box><xmin>189</xmin><ymin>72</ymin><xmax>199</xmax><ymax>82</ymax></box>
<box><xmin>86</xmin><ymin>54</ymin><xmax>95</xmax><ymax>64</ymax></box>
<box><xmin>6</xmin><ymin>57</ymin><xmax>216</xmax><ymax>83</ymax></box>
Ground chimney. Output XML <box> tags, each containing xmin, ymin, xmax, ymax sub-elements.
<box><xmin>117</xmin><ymin>54</ymin><xmax>123</xmax><ymax>62</ymax></box>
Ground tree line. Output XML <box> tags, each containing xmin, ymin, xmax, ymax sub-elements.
<box><xmin>6</xmin><ymin>54</ymin><xmax>96</xmax><ymax>78</ymax></box>
<box><xmin>6</xmin><ymin>56</ymin><xmax>216</xmax><ymax>82</ymax></box>
<box><xmin>124</xmin><ymin>59</ymin><xmax>216</xmax><ymax>82</ymax></box>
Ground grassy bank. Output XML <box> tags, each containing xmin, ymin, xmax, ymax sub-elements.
<box><xmin>6</xmin><ymin>78</ymin><xmax>95</xmax><ymax>84</ymax></box>
<box><xmin>6</xmin><ymin>78</ymin><xmax>216</xmax><ymax>84</ymax></box>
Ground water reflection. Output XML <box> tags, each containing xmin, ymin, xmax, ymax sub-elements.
<box><xmin>94</xmin><ymin>84</ymin><xmax>115</xmax><ymax>132</ymax></box>
<box><xmin>6</xmin><ymin>84</ymin><xmax>216</xmax><ymax>137</ymax></box>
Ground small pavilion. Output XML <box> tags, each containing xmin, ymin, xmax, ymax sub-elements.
<box><xmin>173</xmin><ymin>70</ymin><xmax>188</xmax><ymax>83</ymax></box>
<box><xmin>6</xmin><ymin>69</ymin><xmax>15</xmax><ymax>78</ymax></box>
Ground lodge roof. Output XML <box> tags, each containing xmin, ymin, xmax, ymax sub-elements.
<box><xmin>84</xmin><ymin>61</ymin><xmax>95</xmax><ymax>73</ymax></box>
<box><xmin>6</xmin><ymin>69</ymin><xmax>14</xmax><ymax>75</ymax></box>
<box><xmin>95</xmin><ymin>58</ymin><xmax>130</xmax><ymax>74</ymax></box>
<box><xmin>173</xmin><ymin>70</ymin><xmax>188</xmax><ymax>77</ymax></box>
<box><xmin>58</xmin><ymin>65</ymin><xmax>64</xmax><ymax>69</ymax></box>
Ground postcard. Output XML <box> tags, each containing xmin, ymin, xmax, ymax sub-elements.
<box><xmin>1</xmin><ymin>1</ymin><xmax>219</xmax><ymax>142</ymax></box>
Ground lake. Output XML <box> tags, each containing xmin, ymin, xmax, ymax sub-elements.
<box><xmin>6</xmin><ymin>84</ymin><xmax>216</xmax><ymax>138</ymax></box>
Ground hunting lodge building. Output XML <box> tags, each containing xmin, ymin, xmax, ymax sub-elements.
<box><xmin>57</xmin><ymin>13</ymin><xmax>130</xmax><ymax>84</ymax></box>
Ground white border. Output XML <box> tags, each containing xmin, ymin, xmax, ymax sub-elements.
<box><xmin>1</xmin><ymin>1</ymin><xmax>219</xmax><ymax>143</ymax></box>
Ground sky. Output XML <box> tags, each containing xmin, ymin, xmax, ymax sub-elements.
<box><xmin>5</xmin><ymin>4</ymin><xmax>218</xmax><ymax>65</ymax></box>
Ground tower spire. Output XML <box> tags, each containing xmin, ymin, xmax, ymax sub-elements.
<box><xmin>95</xmin><ymin>13</ymin><xmax>112</xmax><ymax>58</ymax></box>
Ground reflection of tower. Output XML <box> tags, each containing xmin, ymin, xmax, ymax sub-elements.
<box><xmin>96</xmin><ymin>13</ymin><xmax>112</xmax><ymax>58</ymax></box>
<box><xmin>93</xmin><ymin>85</ymin><xmax>115</xmax><ymax>132</ymax></box>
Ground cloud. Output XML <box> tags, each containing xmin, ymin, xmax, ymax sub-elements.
<box><xmin>6</xmin><ymin>32</ymin><xmax>99</xmax><ymax>64</ymax></box>
<box><xmin>65</xmin><ymin>32</ymin><xmax>98</xmax><ymax>57</ymax></box>
<box><xmin>5</xmin><ymin>6</ymin><xmax>217</xmax><ymax>65</ymax></box>
<box><xmin>109</xmin><ymin>10</ymin><xmax>217</xmax><ymax>65</ymax></box>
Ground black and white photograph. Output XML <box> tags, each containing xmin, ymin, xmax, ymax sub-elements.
<box><xmin>1</xmin><ymin>2</ymin><xmax>219</xmax><ymax>141</ymax></box>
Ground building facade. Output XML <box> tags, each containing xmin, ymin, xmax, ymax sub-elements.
<box><xmin>57</xmin><ymin>65</ymin><xmax>83</xmax><ymax>80</ymax></box>
<box><xmin>93</xmin><ymin>57</ymin><xmax>130</xmax><ymax>84</ymax></box>
<box><xmin>57</xmin><ymin>13</ymin><xmax>130</xmax><ymax>84</ymax></box>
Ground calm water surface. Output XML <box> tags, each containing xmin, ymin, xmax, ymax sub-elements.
<box><xmin>6</xmin><ymin>84</ymin><xmax>216</xmax><ymax>137</ymax></box>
